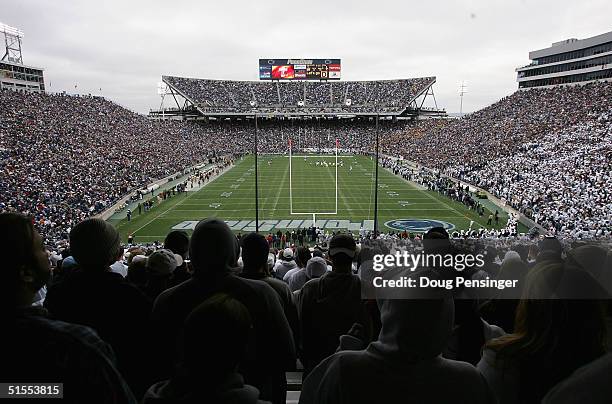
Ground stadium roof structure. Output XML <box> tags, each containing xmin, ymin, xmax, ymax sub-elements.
<box><xmin>151</xmin><ymin>75</ymin><xmax>443</xmax><ymax>119</ymax></box>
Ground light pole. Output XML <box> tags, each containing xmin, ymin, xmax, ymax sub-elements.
<box><xmin>373</xmin><ymin>105</ymin><xmax>380</xmax><ymax>237</ymax></box>
<box><xmin>254</xmin><ymin>112</ymin><xmax>259</xmax><ymax>232</ymax></box>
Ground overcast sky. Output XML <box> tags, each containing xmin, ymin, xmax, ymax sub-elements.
<box><xmin>3</xmin><ymin>0</ymin><xmax>612</xmax><ymax>114</ymax></box>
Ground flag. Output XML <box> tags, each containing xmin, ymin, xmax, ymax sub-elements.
<box><xmin>335</xmin><ymin>138</ymin><xmax>339</xmax><ymax>148</ymax></box>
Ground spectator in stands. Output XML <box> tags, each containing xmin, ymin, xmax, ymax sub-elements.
<box><xmin>110</xmin><ymin>249</ymin><xmax>128</xmax><ymax>277</ymax></box>
<box><xmin>478</xmin><ymin>262</ymin><xmax>607</xmax><ymax>404</ymax></box>
<box><xmin>143</xmin><ymin>293</ymin><xmax>269</xmax><ymax>404</ymax></box>
<box><xmin>0</xmin><ymin>90</ymin><xmax>241</xmax><ymax>249</ymax></box>
<box><xmin>297</xmin><ymin>234</ymin><xmax>371</xmax><ymax>375</ymax></box>
<box><xmin>44</xmin><ymin>218</ymin><xmax>152</xmax><ymax>398</ymax></box>
<box><xmin>300</xmin><ymin>296</ymin><xmax>495</xmax><ymax>404</ymax></box>
<box><xmin>480</xmin><ymin>250</ymin><xmax>528</xmax><ymax>333</ymax></box>
<box><xmin>240</xmin><ymin>232</ymin><xmax>299</xmax><ymax>345</ymax></box>
<box><xmin>126</xmin><ymin>255</ymin><xmax>149</xmax><ymax>292</ymax></box>
<box><xmin>273</xmin><ymin>248</ymin><xmax>297</xmax><ymax>280</ymax></box>
<box><xmin>444</xmin><ymin>299</ymin><xmax>505</xmax><ymax>366</ymax></box>
<box><xmin>283</xmin><ymin>246</ymin><xmax>311</xmax><ymax>283</ymax></box>
<box><xmin>163</xmin><ymin>230</ymin><xmax>191</xmax><ymax>286</ymax></box>
<box><xmin>542</xmin><ymin>353</ymin><xmax>612</xmax><ymax>404</ymax></box>
<box><xmin>144</xmin><ymin>249</ymin><xmax>180</xmax><ymax>301</ymax></box>
<box><xmin>151</xmin><ymin>219</ymin><xmax>295</xmax><ymax>404</ymax></box>
<box><xmin>289</xmin><ymin>256</ymin><xmax>328</xmax><ymax>293</ymax></box>
<box><xmin>0</xmin><ymin>212</ymin><xmax>136</xmax><ymax>403</ymax></box>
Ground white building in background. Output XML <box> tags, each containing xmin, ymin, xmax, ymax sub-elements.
<box><xmin>516</xmin><ymin>31</ymin><xmax>612</xmax><ymax>88</ymax></box>
<box><xmin>0</xmin><ymin>22</ymin><xmax>45</xmax><ymax>92</ymax></box>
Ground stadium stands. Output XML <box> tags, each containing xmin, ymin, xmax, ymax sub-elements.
<box><xmin>163</xmin><ymin>76</ymin><xmax>436</xmax><ymax>114</ymax></box>
<box><xmin>0</xmin><ymin>90</ymin><xmax>247</xmax><ymax>246</ymax></box>
<box><xmin>2</xmin><ymin>81</ymin><xmax>612</xmax><ymax>246</ymax></box>
<box><xmin>3</xmin><ymin>210</ymin><xmax>610</xmax><ymax>403</ymax></box>
<box><xmin>381</xmin><ymin>82</ymin><xmax>612</xmax><ymax>238</ymax></box>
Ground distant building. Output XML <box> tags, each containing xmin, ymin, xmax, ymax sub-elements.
<box><xmin>0</xmin><ymin>60</ymin><xmax>45</xmax><ymax>92</ymax></box>
<box><xmin>0</xmin><ymin>23</ymin><xmax>45</xmax><ymax>92</ymax></box>
<box><xmin>516</xmin><ymin>31</ymin><xmax>612</xmax><ymax>88</ymax></box>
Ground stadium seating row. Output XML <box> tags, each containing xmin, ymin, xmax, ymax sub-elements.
<box><xmin>163</xmin><ymin>75</ymin><xmax>435</xmax><ymax>113</ymax></box>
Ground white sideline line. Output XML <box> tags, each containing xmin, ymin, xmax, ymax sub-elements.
<box><xmin>381</xmin><ymin>165</ymin><xmax>485</xmax><ymax>228</ymax></box>
<box><xmin>130</xmin><ymin>164</ymin><xmax>236</xmax><ymax>235</ymax></box>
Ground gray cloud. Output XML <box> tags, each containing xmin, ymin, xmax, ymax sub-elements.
<box><xmin>3</xmin><ymin>0</ymin><xmax>611</xmax><ymax>113</ymax></box>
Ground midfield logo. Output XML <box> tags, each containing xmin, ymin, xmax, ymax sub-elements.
<box><xmin>384</xmin><ymin>219</ymin><xmax>455</xmax><ymax>232</ymax></box>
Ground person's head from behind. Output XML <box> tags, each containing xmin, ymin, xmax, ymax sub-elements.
<box><xmin>0</xmin><ymin>213</ymin><xmax>50</xmax><ymax>310</ymax></box>
<box><xmin>181</xmin><ymin>293</ymin><xmax>252</xmax><ymax>381</ymax></box>
<box><xmin>281</xmin><ymin>247</ymin><xmax>294</xmax><ymax>261</ymax></box>
<box><xmin>329</xmin><ymin>234</ymin><xmax>356</xmax><ymax>272</ymax></box>
<box><xmin>241</xmin><ymin>232</ymin><xmax>269</xmax><ymax>274</ymax></box>
<box><xmin>126</xmin><ymin>256</ymin><xmax>148</xmax><ymax>288</ymax></box>
<box><xmin>536</xmin><ymin>236</ymin><xmax>563</xmax><ymax>262</ymax></box>
<box><xmin>312</xmin><ymin>249</ymin><xmax>324</xmax><ymax>259</ymax></box>
<box><xmin>189</xmin><ymin>218</ymin><xmax>239</xmax><ymax>278</ymax></box>
<box><xmin>295</xmin><ymin>246</ymin><xmax>312</xmax><ymax>268</ymax></box>
<box><xmin>376</xmin><ymin>293</ymin><xmax>454</xmax><ymax>360</ymax></box>
<box><xmin>306</xmin><ymin>256</ymin><xmax>328</xmax><ymax>279</ymax></box>
<box><xmin>164</xmin><ymin>230</ymin><xmax>190</xmax><ymax>259</ymax></box>
<box><xmin>487</xmin><ymin>262</ymin><xmax>606</xmax><ymax>397</ymax></box>
<box><xmin>512</xmin><ymin>243</ymin><xmax>529</xmax><ymax>263</ymax></box>
<box><xmin>69</xmin><ymin>218</ymin><xmax>121</xmax><ymax>271</ymax></box>
<box><xmin>147</xmin><ymin>249</ymin><xmax>178</xmax><ymax>279</ymax></box>
<box><xmin>422</xmin><ymin>227</ymin><xmax>451</xmax><ymax>255</ymax></box>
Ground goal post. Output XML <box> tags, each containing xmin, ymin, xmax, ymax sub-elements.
<box><xmin>288</xmin><ymin>137</ymin><xmax>339</xmax><ymax>223</ymax></box>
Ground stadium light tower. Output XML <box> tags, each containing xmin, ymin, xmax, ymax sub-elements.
<box><xmin>1</xmin><ymin>22</ymin><xmax>25</xmax><ymax>64</ymax></box>
<box><xmin>459</xmin><ymin>81</ymin><xmax>468</xmax><ymax>115</ymax></box>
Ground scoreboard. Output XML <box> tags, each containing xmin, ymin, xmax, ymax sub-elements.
<box><xmin>259</xmin><ymin>59</ymin><xmax>341</xmax><ymax>81</ymax></box>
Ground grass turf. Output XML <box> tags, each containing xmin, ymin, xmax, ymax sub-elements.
<box><xmin>114</xmin><ymin>154</ymin><xmax>514</xmax><ymax>243</ymax></box>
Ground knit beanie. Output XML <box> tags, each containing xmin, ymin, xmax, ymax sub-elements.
<box><xmin>189</xmin><ymin>218</ymin><xmax>239</xmax><ymax>277</ymax></box>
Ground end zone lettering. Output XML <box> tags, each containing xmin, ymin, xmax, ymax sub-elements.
<box><xmin>172</xmin><ymin>219</ymin><xmax>375</xmax><ymax>232</ymax></box>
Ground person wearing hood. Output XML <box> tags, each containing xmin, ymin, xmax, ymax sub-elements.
<box><xmin>534</xmin><ymin>236</ymin><xmax>564</xmax><ymax>266</ymax></box>
<box><xmin>240</xmin><ymin>232</ymin><xmax>299</xmax><ymax>347</ymax></box>
<box><xmin>299</xmin><ymin>292</ymin><xmax>495</xmax><ymax>404</ymax></box>
<box><xmin>272</xmin><ymin>248</ymin><xmax>297</xmax><ymax>280</ymax></box>
<box><xmin>151</xmin><ymin>219</ymin><xmax>295</xmax><ymax>404</ymax></box>
<box><xmin>296</xmin><ymin>234</ymin><xmax>371</xmax><ymax>376</ymax></box>
<box><xmin>43</xmin><ymin>218</ymin><xmax>152</xmax><ymax>398</ymax></box>
<box><xmin>481</xmin><ymin>250</ymin><xmax>528</xmax><ymax>333</ymax></box>
<box><xmin>163</xmin><ymin>230</ymin><xmax>191</xmax><ymax>287</ymax></box>
<box><xmin>143</xmin><ymin>294</ymin><xmax>270</xmax><ymax>404</ymax></box>
<box><xmin>289</xmin><ymin>256</ymin><xmax>328</xmax><ymax>292</ymax></box>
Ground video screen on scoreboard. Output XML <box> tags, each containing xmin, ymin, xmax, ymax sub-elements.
<box><xmin>259</xmin><ymin>59</ymin><xmax>341</xmax><ymax>80</ymax></box>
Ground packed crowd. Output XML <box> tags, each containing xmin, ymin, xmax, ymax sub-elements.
<box><xmin>0</xmin><ymin>90</ymin><xmax>248</xmax><ymax>246</ymax></box>
<box><xmin>163</xmin><ymin>76</ymin><xmax>435</xmax><ymax>113</ymax></box>
<box><xmin>379</xmin><ymin>82</ymin><xmax>612</xmax><ymax>238</ymax></box>
<box><xmin>2</xmin><ymin>81</ymin><xmax>611</xmax><ymax>250</ymax></box>
<box><xmin>3</xmin><ymin>212</ymin><xmax>611</xmax><ymax>403</ymax></box>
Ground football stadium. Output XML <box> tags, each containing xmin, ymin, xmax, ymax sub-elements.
<box><xmin>2</xmin><ymin>2</ymin><xmax>612</xmax><ymax>404</ymax></box>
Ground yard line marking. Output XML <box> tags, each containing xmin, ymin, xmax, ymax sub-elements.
<box><xmin>131</xmin><ymin>163</ymin><xmax>235</xmax><ymax>235</ymax></box>
<box><xmin>381</xmin><ymin>165</ymin><xmax>484</xmax><ymax>228</ymax></box>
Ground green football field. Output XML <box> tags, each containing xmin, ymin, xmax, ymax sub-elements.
<box><xmin>114</xmin><ymin>154</ymin><xmax>513</xmax><ymax>243</ymax></box>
